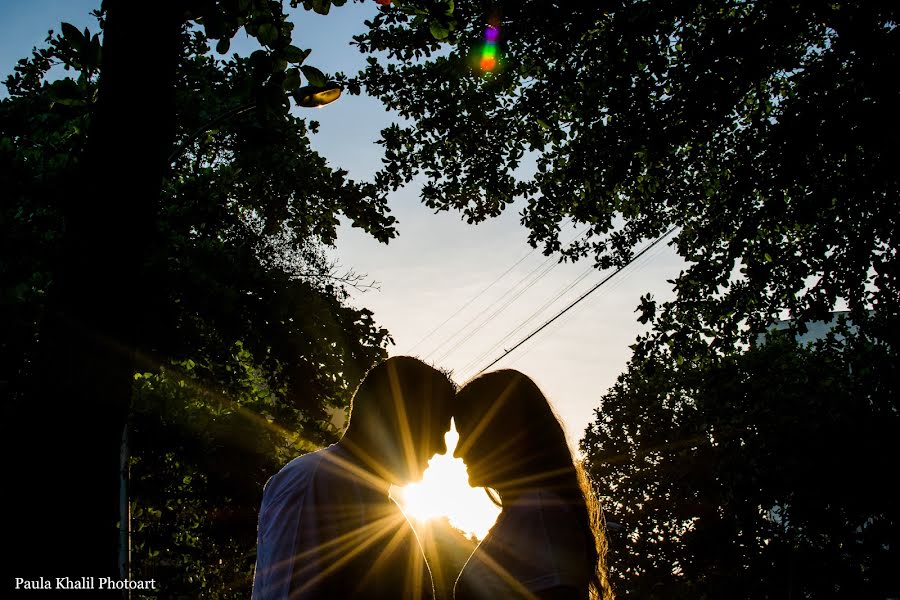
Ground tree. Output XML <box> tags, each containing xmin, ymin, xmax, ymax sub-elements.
<box><xmin>2</xmin><ymin>0</ymin><xmax>395</xmax><ymax>588</ymax></box>
<box><xmin>580</xmin><ymin>327</ymin><xmax>900</xmax><ymax>598</ymax></box>
<box><xmin>353</xmin><ymin>0</ymin><xmax>899</xmax><ymax>355</ymax></box>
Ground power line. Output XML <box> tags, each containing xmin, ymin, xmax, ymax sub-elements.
<box><xmin>407</xmin><ymin>246</ymin><xmax>536</xmax><ymax>355</ymax></box>
<box><xmin>431</xmin><ymin>253</ymin><xmax>562</xmax><ymax>363</ymax></box>
<box><xmin>458</xmin><ymin>263</ymin><xmax>596</xmax><ymax>375</ymax></box>
<box><xmin>476</xmin><ymin>226</ymin><xmax>678</xmax><ymax>375</ymax></box>
<box><xmin>413</xmin><ymin>218</ymin><xmax>574</xmax><ymax>358</ymax></box>
<box><xmin>500</xmin><ymin>235</ymin><xmax>672</xmax><ymax>371</ymax></box>
<box><xmin>424</xmin><ymin>224</ymin><xmax>588</xmax><ymax>363</ymax></box>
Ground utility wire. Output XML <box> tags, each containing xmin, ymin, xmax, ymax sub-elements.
<box><xmin>168</xmin><ymin>102</ymin><xmax>255</xmax><ymax>165</ymax></box>
<box><xmin>502</xmin><ymin>237</ymin><xmax>671</xmax><ymax>373</ymax></box>
<box><xmin>433</xmin><ymin>255</ymin><xmax>561</xmax><ymax>363</ymax></box>
<box><xmin>414</xmin><ymin>217</ymin><xmax>573</xmax><ymax>358</ymax></box>
<box><xmin>428</xmin><ymin>226</ymin><xmax>590</xmax><ymax>363</ymax></box>
<box><xmin>407</xmin><ymin>246</ymin><xmax>536</xmax><ymax>354</ymax></box>
<box><xmin>476</xmin><ymin>226</ymin><xmax>678</xmax><ymax>375</ymax></box>
<box><xmin>435</xmin><ymin>227</ymin><xmax>589</xmax><ymax>363</ymax></box>
<box><xmin>459</xmin><ymin>263</ymin><xmax>596</xmax><ymax>375</ymax></box>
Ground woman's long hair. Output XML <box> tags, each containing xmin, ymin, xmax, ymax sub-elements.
<box><xmin>454</xmin><ymin>370</ymin><xmax>613</xmax><ymax>600</ymax></box>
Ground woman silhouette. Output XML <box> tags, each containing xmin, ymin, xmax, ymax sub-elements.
<box><xmin>452</xmin><ymin>370</ymin><xmax>613</xmax><ymax>600</ymax></box>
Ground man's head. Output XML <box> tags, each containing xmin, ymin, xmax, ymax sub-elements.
<box><xmin>341</xmin><ymin>356</ymin><xmax>455</xmax><ymax>485</ymax></box>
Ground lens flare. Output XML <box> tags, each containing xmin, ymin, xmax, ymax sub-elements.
<box><xmin>480</xmin><ymin>24</ymin><xmax>500</xmax><ymax>72</ymax></box>
<box><xmin>396</xmin><ymin>424</ymin><xmax>500</xmax><ymax>539</ymax></box>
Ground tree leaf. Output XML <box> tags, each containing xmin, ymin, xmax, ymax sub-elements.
<box><xmin>311</xmin><ymin>0</ymin><xmax>331</xmax><ymax>15</ymax></box>
<box><xmin>60</xmin><ymin>22</ymin><xmax>84</xmax><ymax>50</ymax></box>
<box><xmin>284</xmin><ymin>45</ymin><xmax>306</xmax><ymax>64</ymax></box>
<box><xmin>202</xmin><ymin>11</ymin><xmax>226</xmax><ymax>39</ymax></box>
<box><xmin>429</xmin><ymin>21</ymin><xmax>450</xmax><ymax>40</ymax></box>
<box><xmin>283</xmin><ymin>68</ymin><xmax>302</xmax><ymax>91</ymax></box>
<box><xmin>215</xmin><ymin>38</ymin><xmax>231</xmax><ymax>54</ymax></box>
<box><xmin>256</xmin><ymin>23</ymin><xmax>278</xmax><ymax>46</ymax></box>
<box><xmin>88</xmin><ymin>35</ymin><xmax>102</xmax><ymax>68</ymax></box>
<box><xmin>301</xmin><ymin>65</ymin><xmax>326</xmax><ymax>87</ymax></box>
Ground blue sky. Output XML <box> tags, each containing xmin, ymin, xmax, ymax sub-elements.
<box><xmin>2</xmin><ymin>1</ymin><xmax>684</xmax><ymax>445</ymax></box>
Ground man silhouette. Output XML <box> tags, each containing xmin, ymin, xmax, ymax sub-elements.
<box><xmin>252</xmin><ymin>356</ymin><xmax>454</xmax><ymax>599</ymax></box>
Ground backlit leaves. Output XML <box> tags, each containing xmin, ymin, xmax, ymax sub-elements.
<box><xmin>300</xmin><ymin>65</ymin><xmax>327</xmax><ymax>87</ymax></box>
<box><xmin>356</xmin><ymin>1</ymin><xmax>900</xmax><ymax>356</ymax></box>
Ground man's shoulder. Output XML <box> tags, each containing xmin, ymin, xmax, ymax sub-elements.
<box><xmin>260</xmin><ymin>446</ymin><xmax>334</xmax><ymax>505</ymax></box>
<box><xmin>262</xmin><ymin>445</ymin><xmax>385</xmax><ymax>505</ymax></box>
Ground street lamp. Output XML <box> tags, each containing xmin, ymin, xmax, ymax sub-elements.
<box><xmin>293</xmin><ymin>81</ymin><xmax>342</xmax><ymax>108</ymax></box>
<box><xmin>167</xmin><ymin>82</ymin><xmax>342</xmax><ymax>164</ymax></box>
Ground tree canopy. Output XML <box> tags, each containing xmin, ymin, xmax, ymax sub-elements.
<box><xmin>354</xmin><ymin>0</ymin><xmax>899</xmax><ymax>357</ymax></box>
<box><xmin>2</xmin><ymin>1</ymin><xmax>397</xmax><ymax>591</ymax></box>
<box><xmin>581</xmin><ymin>326</ymin><xmax>899</xmax><ymax>598</ymax></box>
<box><xmin>2</xmin><ymin>15</ymin><xmax>394</xmax><ymax>422</ymax></box>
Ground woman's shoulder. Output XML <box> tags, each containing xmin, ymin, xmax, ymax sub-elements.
<box><xmin>498</xmin><ymin>491</ymin><xmax>592</xmax><ymax>565</ymax></box>
<box><xmin>480</xmin><ymin>491</ymin><xmax>584</xmax><ymax>558</ymax></box>
<box><xmin>456</xmin><ymin>491</ymin><xmax>591</xmax><ymax>599</ymax></box>
<box><xmin>503</xmin><ymin>490</ymin><xmax>580</xmax><ymax>523</ymax></box>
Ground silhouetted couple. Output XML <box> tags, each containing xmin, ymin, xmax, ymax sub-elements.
<box><xmin>252</xmin><ymin>357</ymin><xmax>612</xmax><ymax>600</ymax></box>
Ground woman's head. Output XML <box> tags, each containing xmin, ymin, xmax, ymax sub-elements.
<box><xmin>453</xmin><ymin>370</ymin><xmax>574</xmax><ymax>492</ymax></box>
<box><xmin>453</xmin><ymin>369</ymin><xmax>614</xmax><ymax>600</ymax></box>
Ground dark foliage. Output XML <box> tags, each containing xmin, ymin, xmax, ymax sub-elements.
<box><xmin>353</xmin><ymin>0</ymin><xmax>899</xmax><ymax>355</ymax></box>
<box><xmin>2</xmin><ymin>5</ymin><xmax>393</xmax><ymax>595</ymax></box>
<box><xmin>582</xmin><ymin>329</ymin><xmax>900</xmax><ymax>598</ymax></box>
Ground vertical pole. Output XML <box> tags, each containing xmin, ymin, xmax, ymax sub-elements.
<box><xmin>119</xmin><ymin>424</ymin><xmax>131</xmax><ymax>599</ymax></box>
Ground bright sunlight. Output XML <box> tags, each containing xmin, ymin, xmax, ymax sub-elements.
<box><xmin>394</xmin><ymin>422</ymin><xmax>500</xmax><ymax>539</ymax></box>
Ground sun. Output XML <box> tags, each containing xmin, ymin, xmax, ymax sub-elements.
<box><xmin>394</xmin><ymin>421</ymin><xmax>500</xmax><ymax>539</ymax></box>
